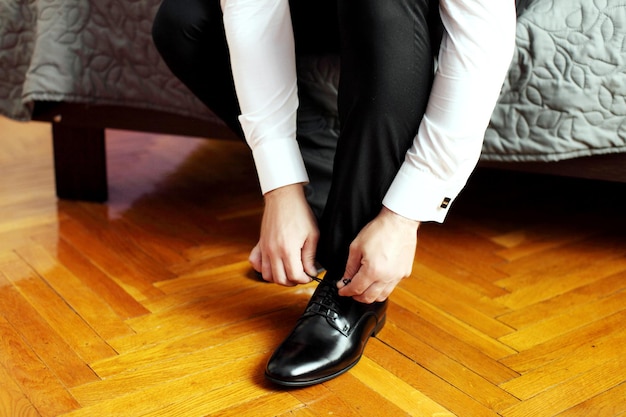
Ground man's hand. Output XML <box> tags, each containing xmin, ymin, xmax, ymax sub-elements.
<box><xmin>337</xmin><ymin>207</ymin><xmax>420</xmax><ymax>303</ymax></box>
<box><xmin>249</xmin><ymin>184</ymin><xmax>320</xmax><ymax>286</ymax></box>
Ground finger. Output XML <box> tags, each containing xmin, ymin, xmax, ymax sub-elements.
<box><xmin>249</xmin><ymin>243</ymin><xmax>262</xmax><ymax>274</ymax></box>
<box><xmin>337</xmin><ymin>269</ymin><xmax>372</xmax><ymax>298</ymax></box>
<box><xmin>376</xmin><ymin>285</ymin><xmax>394</xmax><ymax>302</ymax></box>
<box><xmin>343</xmin><ymin>243</ymin><xmax>362</xmax><ymax>280</ymax></box>
<box><xmin>269</xmin><ymin>255</ymin><xmax>296</xmax><ymax>287</ymax></box>
<box><xmin>336</xmin><ymin>277</ymin><xmax>356</xmax><ymax>293</ymax></box>
<box><xmin>283</xmin><ymin>254</ymin><xmax>312</xmax><ymax>285</ymax></box>
<box><xmin>372</xmin><ymin>282</ymin><xmax>394</xmax><ymax>303</ymax></box>
<box><xmin>352</xmin><ymin>282</ymin><xmax>387</xmax><ymax>304</ymax></box>
<box><xmin>336</xmin><ymin>246</ymin><xmax>364</xmax><ymax>296</ymax></box>
<box><xmin>260</xmin><ymin>250</ymin><xmax>273</xmax><ymax>283</ymax></box>
<box><xmin>301</xmin><ymin>235</ymin><xmax>319</xmax><ymax>278</ymax></box>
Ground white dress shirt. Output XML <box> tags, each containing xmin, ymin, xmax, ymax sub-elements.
<box><xmin>222</xmin><ymin>0</ymin><xmax>517</xmax><ymax>223</ymax></box>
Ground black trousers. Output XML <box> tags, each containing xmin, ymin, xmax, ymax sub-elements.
<box><xmin>152</xmin><ymin>0</ymin><xmax>438</xmax><ymax>278</ymax></box>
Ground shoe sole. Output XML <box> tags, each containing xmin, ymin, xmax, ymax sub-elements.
<box><xmin>264</xmin><ymin>313</ymin><xmax>387</xmax><ymax>387</ymax></box>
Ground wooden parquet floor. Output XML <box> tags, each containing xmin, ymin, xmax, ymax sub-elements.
<box><xmin>1</xmin><ymin>115</ymin><xmax>625</xmax><ymax>417</ymax></box>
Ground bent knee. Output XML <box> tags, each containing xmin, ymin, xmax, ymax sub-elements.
<box><xmin>152</xmin><ymin>0</ymin><xmax>220</xmax><ymax>53</ymax></box>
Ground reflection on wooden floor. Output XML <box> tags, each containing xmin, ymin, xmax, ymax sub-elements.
<box><xmin>1</xmin><ymin>115</ymin><xmax>625</xmax><ymax>416</ymax></box>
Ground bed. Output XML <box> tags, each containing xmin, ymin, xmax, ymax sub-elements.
<box><xmin>1</xmin><ymin>0</ymin><xmax>625</xmax><ymax>201</ymax></box>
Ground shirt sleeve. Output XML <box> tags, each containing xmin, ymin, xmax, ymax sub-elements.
<box><xmin>383</xmin><ymin>0</ymin><xmax>518</xmax><ymax>223</ymax></box>
<box><xmin>221</xmin><ymin>0</ymin><xmax>308</xmax><ymax>194</ymax></box>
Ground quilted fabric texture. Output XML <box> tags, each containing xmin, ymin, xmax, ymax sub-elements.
<box><xmin>1</xmin><ymin>0</ymin><xmax>625</xmax><ymax>162</ymax></box>
<box><xmin>484</xmin><ymin>0</ymin><xmax>626</xmax><ymax>161</ymax></box>
<box><xmin>0</xmin><ymin>0</ymin><xmax>36</xmax><ymax>120</ymax></box>
<box><xmin>0</xmin><ymin>0</ymin><xmax>217</xmax><ymax>123</ymax></box>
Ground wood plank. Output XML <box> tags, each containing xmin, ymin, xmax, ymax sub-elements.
<box><xmin>207</xmin><ymin>392</ymin><xmax>304</xmax><ymax>417</ymax></box>
<box><xmin>500</xmin><ymin>325</ymin><xmax>626</xmax><ymax>399</ymax></box>
<box><xmin>0</xmin><ymin>208</ymin><xmax>58</xmax><ymax>236</ymax></box>
<box><xmin>141</xmin><ymin>267</ymin><xmax>276</xmax><ymax>316</ymax></box>
<box><xmin>414</xmin><ymin>243</ymin><xmax>510</xmax><ymax>298</ymax></box>
<box><xmin>351</xmin><ymin>356</ymin><xmax>455</xmax><ymax>416</ymax></box>
<box><xmin>379</xmin><ymin>321</ymin><xmax>519</xmax><ymax>411</ymax></box>
<box><xmin>387</xmin><ymin>303</ymin><xmax>519</xmax><ymax>385</ymax></box>
<box><xmin>154</xmin><ymin>259</ymin><xmax>253</xmax><ymax>296</ymax></box>
<box><xmin>493</xmin><ymin>227</ymin><xmax>592</xmax><ymax>262</ymax></box>
<box><xmin>166</xmin><ymin>247</ymin><xmax>256</xmax><ymax>279</ymax></box>
<box><xmin>276</xmin><ymin>408</ymin><xmax>318</xmax><ymax>417</ymax></box>
<box><xmin>380</xmin><ymin>303</ymin><xmax>519</xmax><ymax>385</ymax></box>
<box><xmin>0</xmin><ymin>364</ymin><xmax>42</xmax><ymax>417</ymax></box>
<box><xmin>391</xmin><ymin>286</ymin><xmax>517</xmax><ymax>360</ymax></box>
<box><xmin>554</xmin><ymin>382</ymin><xmax>626</xmax><ymax>417</ymax></box>
<box><xmin>401</xmin><ymin>265</ymin><xmax>515</xmax><ymax>338</ymax></box>
<box><xmin>107</xmin><ymin>304</ymin><xmax>297</xmax><ymax>355</ymax></box>
<box><xmin>496</xmin><ymin>270</ymin><xmax>626</xmax><ymax>328</ymax></box>
<box><xmin>0</xmin><ymin>252</ymin><xmax>117</xmax><ymax>363</ymax></box>
<box><xmin>33</xmin><ymin>233</ymin><xmax>150</xmax><ymax>319</ymax></box>
<box><xmin>365</xmin><ymin>339</ymin><xmax>504</xmax><ymax>417</ymax></box>
<box><xmin>57</xmin><ymin>217</ymin><xmax>166</xmax><ymax>301</ymax></box>
<box><xmin>66</xmin><ymin>374</ymin><xmax>270</xmax><ymax>417</ymax></box>
<box><xmin>88</xmin><ymin>318</ymin><xmax>291</xmax><ymax>380</ymax></box>
<box><xmin>0</xmin><ymin>270</ymin><xmax>98</xmax><ymax>388</ymax></box>
<box><xmin>0</xmin><ymin>315</ymin><xmax>81</xmax><ymax>417</ymax></box>
<box><xmin>500</xmin><ymin>310</ymin><xmax>626</xmax><ymax>373</ymax></box>
<box><xmin>72</xmin><ymin>349</ymin><xmax>269</xmax><ymax>407</ymax></box>
<box><xmin>0</xmin><ymin>224</ymin><xmax>59</xmax><ymax>261</ymax></box>
<box><xmin>495</xmin><ymin>233</ymin><xmax>626</xmax><ymax>289</ymax></box>
<box><xmin>283</xmin><ymin>383</ymin><xmax>352</xmax><ymax>416</ymax></box>
<box><xmin>288</xmin><ymin>373</ymin><xmax>413</xmax><ymax>417</ymax></box>
<box><xmin>14</xmin><ymin>244</ymin><xmax>135</xmax><ymax>340</ymax></box>
<box><xmin>418</xmin><ymin>223</ymin><xmax>510</xmax><ymax>283</ymax></box>
<box><xmin>499</xmin><ymin>358</ymin><xmax>626</xmax><ymax>417</ymax></box>
<box><xmin>121</xmin><ymin>284</ymin><xmax>308</xmax><ymax>342</ymax></box>
<box><xmin>138</xmin><ymin>377</ymin><xmax>273</xmax><ymax>417</ymax></box>
<box><xmin>495</xmin><ymin>254</ymin><xmax>626</xmax><ymax>311</ymax></box>
<box><xmin>409</xmin><ymin>263</ymin><xmax>512</xmax><ymax>317</ymax></box>
<box><xmin>498</xmin><ymin>290</ymin><xmax>626</xmax><ymax>351</ymax></box>
<box><xmin>0</xmin><ymin>118</ymin><xmax>51</xmax><ymax>163</ymax></box>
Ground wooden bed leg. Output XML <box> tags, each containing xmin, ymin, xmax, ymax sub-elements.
<box><xmin>52</xmin><ymin>124</ymin><xmax>108</xmax><ymax>202</ymax></box>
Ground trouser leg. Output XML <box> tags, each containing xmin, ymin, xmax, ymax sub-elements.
<box><xmin>151</xmin><ymin>0</ymin><xmax>340</xmax><ymax>217</ymax></box>
<box><xmin>317</xmin><ymin>0</ymin><xmax>436</xmax><ymax>277</ymax></box>
<box><xmin>290</xmin><ymin>1</ymin><xmax>341</xmax><ymax>217</ymax></box>
<box><xmin>152</xmin><ymin>0</ymin><xmax>243</xmax><ymax>137</ymax></box>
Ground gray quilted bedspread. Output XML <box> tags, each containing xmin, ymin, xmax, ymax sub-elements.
<box><xmin>484</xmin><ymin>0</ymin><xmax>626</xmax><ymax>161</ymax></box>
<box><xmin>1</xmin><ymin>0</ymin><xmax>626</xmax><ymax>162</ymax></box>
<box><xmin>0</xmin><ymin>0</ymin><xmax>217</xmax><ymax>123</ymax></box>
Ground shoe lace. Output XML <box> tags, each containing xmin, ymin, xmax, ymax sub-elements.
<box><xmin>305</xmin><ymin>279</ymin><xmax>343</xmax><ymax>321</ymax></box>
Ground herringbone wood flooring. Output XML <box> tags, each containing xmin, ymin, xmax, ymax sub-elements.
<box><xmin>1</xmin><ymin>115</ymin><xmax>625</xmax><ymax>416</ymax></box>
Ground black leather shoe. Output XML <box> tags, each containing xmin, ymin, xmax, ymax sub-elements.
<box><xmin>265</xmin><ymin>278</ymin><xmax>387</xmax><ymax>387</ymax></box>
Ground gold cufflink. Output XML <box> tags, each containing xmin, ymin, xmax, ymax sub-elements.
<box><xmin>440</xmin><ymin>197</ymin><xmax>451</xmax><ymax>209</ymax></box>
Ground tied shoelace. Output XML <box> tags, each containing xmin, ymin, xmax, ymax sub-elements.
<box><xmin>304</xmin><ymin>279</ymin><xmax>353</xmax><ymax>334</ymax></box>
<box><xmin>307</xmin><ymin>273</ymin><xmax>323</xmax><ymax>283</ymax></box>
<box><xmin>308</xmin><ymin>273</ymin><xmax>351</xmax><ymax>287</ymax></box>
<box><xmin>306</xmin><ymin>279</ymin><xmax>342</xmax><ymax>318</ymax></box>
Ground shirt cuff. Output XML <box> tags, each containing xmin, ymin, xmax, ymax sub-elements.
<box><xmin>382</xmin><ymin>162</ymin><xmax>466</xmax><ymax>223</ymax></box>
<box><xmin>251</xmin><ymin>138</ymin><xmax>309</xmax><ymax>194</ymax></box>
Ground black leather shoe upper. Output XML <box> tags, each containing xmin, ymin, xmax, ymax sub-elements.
<box><xmin>265</xmin><ymin>278</ymin><xmax>387</xmax><ymax>386</ymax></box>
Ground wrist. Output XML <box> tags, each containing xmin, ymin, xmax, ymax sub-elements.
<box><xmin>264</xmin><ymin>183</ymin><xmax>306</xmax><ymax>202</ymax></box>
<box><xmin>380</xmin><ymin>206</ymin><xmax>421</xmax><ymax>232</ymax></box>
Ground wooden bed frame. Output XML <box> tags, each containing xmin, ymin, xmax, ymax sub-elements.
<box><xmin>33</xmin><ymin>102</ymin><xmax>238</xmax><ymax>202</ymax></box>
<box><xmin>33</xmin><ymin>101</ymin><xmax>626</xmax><ymax>203</ymax></box>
